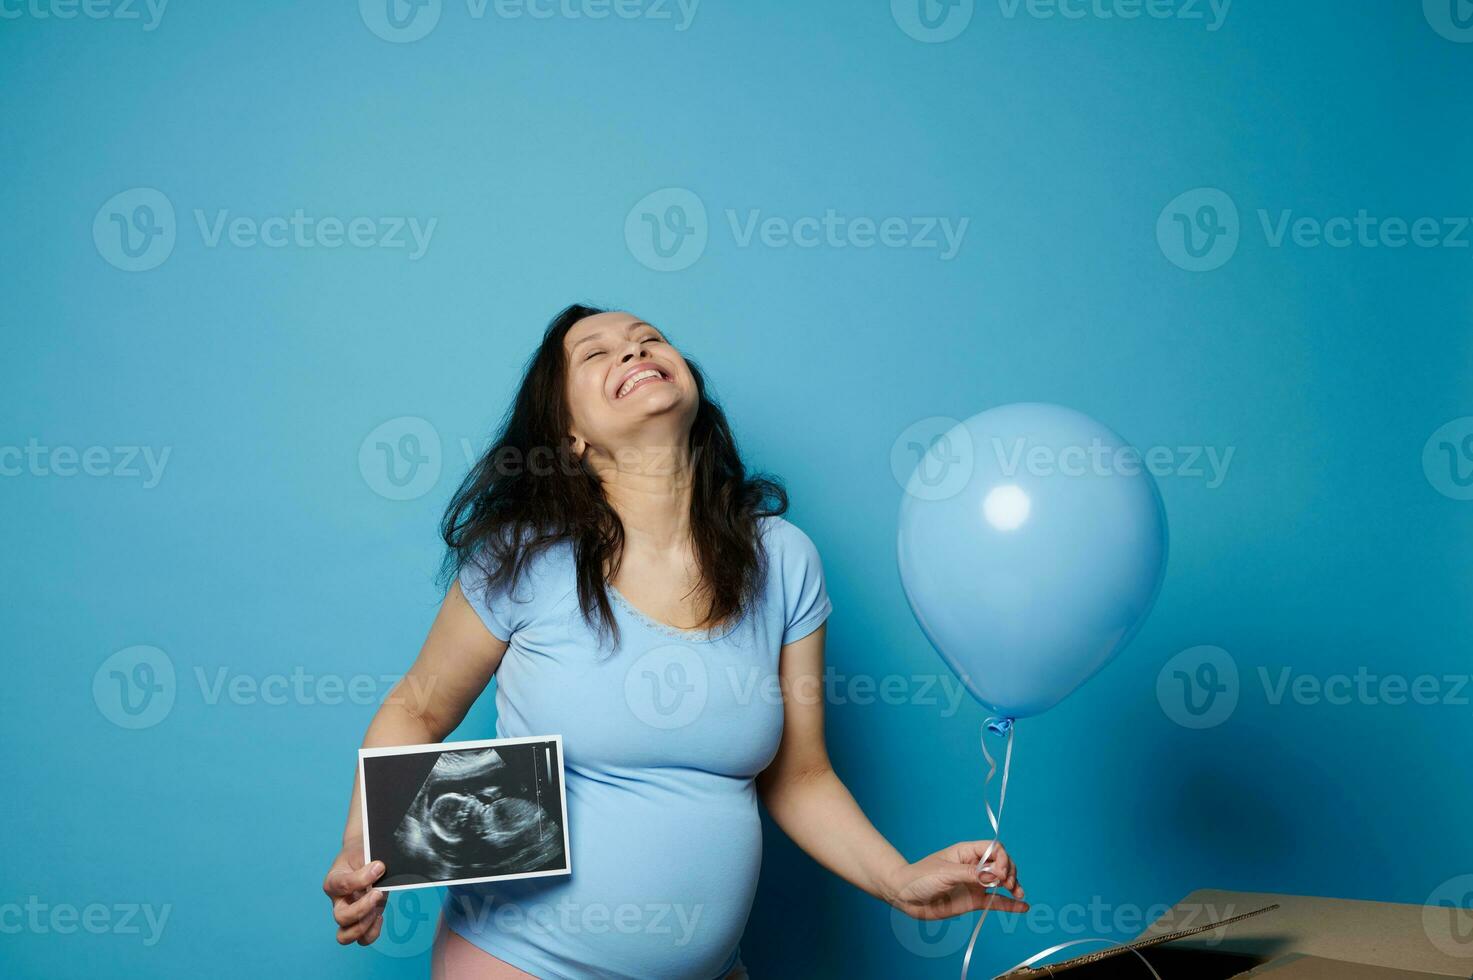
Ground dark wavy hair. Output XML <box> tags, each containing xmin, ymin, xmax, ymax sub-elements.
<box><xmin>440</xmin><ymin>303</ymin><xmax>788</xmax><ymax>650</ymax></box>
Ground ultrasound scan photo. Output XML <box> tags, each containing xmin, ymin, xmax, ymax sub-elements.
<box><xmin>359</xmin><ymin>737</ymin><xmax>569</xmax><ymax>890</ymax></box>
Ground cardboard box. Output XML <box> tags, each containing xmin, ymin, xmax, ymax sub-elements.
<box><xmin>999</xmin><ymin>889</ymin><xmax>1473</xmax><ymax>979</ymax></box>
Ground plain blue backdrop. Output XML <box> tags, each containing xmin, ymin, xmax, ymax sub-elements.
<box><xmin>3</xmin><ymin>1</ymin><xmax>1470</xmax><ymax>976</ymax></box>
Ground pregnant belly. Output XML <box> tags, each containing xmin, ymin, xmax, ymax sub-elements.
<box><xmin>446</xmin><ymin>770</ymin><xmax>762</xmax><ymax>980</ymax></box>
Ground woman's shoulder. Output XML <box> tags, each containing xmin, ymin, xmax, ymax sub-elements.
<box><xmin>758</xmin><ymin>514</ymin><xmax>833</xmax><ymax>642</ymax></box>
<box><xmin>458</xmin><ymin>529</ymin><xmax>576</xmax><ymax>602</ymax></box>
<box><xmin>456</xmin><ymin>531</ymin><xmax>577</xmax><ymax>640</ymax></box>
<box><xmin>758</xmin><ymin>514</ymin><xmax>824</xmax><ymax>568</ymax></box>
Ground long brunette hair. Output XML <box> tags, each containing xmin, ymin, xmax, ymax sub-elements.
<box><xmin>440</xmin><ymin>304</ymin><xmax>788</xmax><ymax>648</ymax></box>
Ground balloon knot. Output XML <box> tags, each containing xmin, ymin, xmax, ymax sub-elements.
<box><xmin>985</xmin><ymin>716</ymin><xmax>1014</xmax><ymax>737</ymax></box>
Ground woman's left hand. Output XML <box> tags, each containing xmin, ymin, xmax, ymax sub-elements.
<box><xmin>883</xmin><ymin>839</ymin><xmax>1028</xmax><ymax>921</ymax></box>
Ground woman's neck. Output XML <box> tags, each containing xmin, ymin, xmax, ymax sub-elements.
<box><xmin>594</xmin><ymin>445</ymin><xmax>696</xmax><ymax>555</ymax></box>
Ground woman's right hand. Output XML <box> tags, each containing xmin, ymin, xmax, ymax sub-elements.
<box><xmin>323</xmin><ymin>838</ymin><xmax>388</xmax><ymax>946</ymax></box>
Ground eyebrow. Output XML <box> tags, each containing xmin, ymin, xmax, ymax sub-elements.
<box><xmin>569</xmin><ymin>320</ymin><xmax>657</xmax><ymax>353</ymax></box>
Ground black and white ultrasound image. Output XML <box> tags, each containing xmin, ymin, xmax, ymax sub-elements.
<box><xmin>363</xmin><ymin>740</ymin><xmax>567</xmax><ymax>888</ymax></box>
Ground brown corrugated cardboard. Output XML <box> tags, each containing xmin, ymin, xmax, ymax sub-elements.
<box><xmin>998</xmin><ymin>889</ymin><xmax>1472</xmax><ymax>979</ymax></box>
<box><xmin>1241</xmin><ymin>953</ymin><xmax>1451</xmax><ymax>979</ymax></box>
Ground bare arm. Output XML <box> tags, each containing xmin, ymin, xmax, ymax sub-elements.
<box><xmin>756</xmin><ymin>623</ymin><xmax>1027</xmax><ymax>920</ymax></box>
<box><xmin>324</xmin><ymin>580</ymin><xmax>510</xmax><ymax>945</ymax></box>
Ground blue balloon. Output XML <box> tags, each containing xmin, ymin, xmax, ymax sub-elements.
<box><xmin>896</xmin><ymin>403</ymin><xmax>1168</xmax><ymax>722</ymax></box>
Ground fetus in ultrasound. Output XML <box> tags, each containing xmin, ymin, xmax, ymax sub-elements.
<box><xmin>393</xmin><ymin>748</ymin><xmax>563</xmax><ymax>881</ymax></box>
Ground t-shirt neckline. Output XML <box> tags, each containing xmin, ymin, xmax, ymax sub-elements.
<box><xmin>604</xmin><ymin>582</ymin><xmax>743</xmax><ymax>644</ymax></box>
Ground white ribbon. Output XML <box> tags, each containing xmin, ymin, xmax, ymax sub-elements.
<box><xmin>959</xmin><ymin>718</ymin><xmax>1164</xmax><ymax>980</ymax></box>
<box><xmin>959</xmin><ymin>717</ymin><xmax>1014</xmax><ymax>980</ymax></box>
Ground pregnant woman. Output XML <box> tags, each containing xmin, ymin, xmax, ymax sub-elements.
<box><xmin>322</xmin><ymin>305</ymin><xmax>1027</xmax><ymax>978</ymax></box>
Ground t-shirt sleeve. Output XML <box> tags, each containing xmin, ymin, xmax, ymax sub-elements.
<box><xmin>457</xmin><ymin>554</ymin><xmax>533</xmax><ymax>643</ymax></box>
<box><xmin>781</xmin><ymin>522</ymin><xmax>833</xmax><ymax>646</ymax></box>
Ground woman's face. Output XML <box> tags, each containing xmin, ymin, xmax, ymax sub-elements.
<box><xmin>562</xmin><ymin>311</ymin><xmax>697</xmax><ymax>460</ymax></box>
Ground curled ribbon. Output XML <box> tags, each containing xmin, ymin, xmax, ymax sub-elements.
<box><xmin>959</xmin><ymin>716</ymin><xmax>1014</xmax><ymax>980</ymax></box>
<box><xmin>958</xmin><ymin>718</ymin><xmax>1165</xmax><ymax>980</ymax></box>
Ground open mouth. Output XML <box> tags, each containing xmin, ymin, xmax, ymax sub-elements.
<box><xmin>615</xmin><ymin>366</ymin><xmax>673</xmax><ymax>399</ymax></box>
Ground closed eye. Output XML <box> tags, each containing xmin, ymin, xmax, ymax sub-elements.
<box><xmin>584</xmin><ymin>350</ymin><xmax>605</xmax><ymax>361</ymax></box>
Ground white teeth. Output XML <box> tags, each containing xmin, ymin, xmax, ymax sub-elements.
<box><xmin>617</xmin><ymin>369</ymin><xmax>663</xmax><ymax>398</ymax></box>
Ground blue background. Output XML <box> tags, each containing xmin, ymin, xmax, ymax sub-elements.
<box><xmin>2</xmin><ymin>1</ymin><xmax>1470</xmax><ymax>976</ymax></box>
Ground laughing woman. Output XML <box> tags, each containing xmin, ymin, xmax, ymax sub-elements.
<box><xmin>322</xmin><ymin>305</ymin><xmax>1027</xmax><ymax>979</ymax></box>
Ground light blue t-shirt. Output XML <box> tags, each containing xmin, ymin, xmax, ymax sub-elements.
<box><xmin>444</xmin><ymin>514</ymin><xmax>833</xmax><ymax>980</ymax></box>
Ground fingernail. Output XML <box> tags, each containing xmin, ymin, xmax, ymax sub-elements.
<box><xmin>372</xmin><ymin>862</ymin><xmax>385</xmax><ymax>875</ymax></box>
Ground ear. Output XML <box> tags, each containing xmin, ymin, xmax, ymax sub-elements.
<box><xmin>566</xmin><ymin>431</ymin><xmax>586</xmax><ymax>459</ymax></box>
